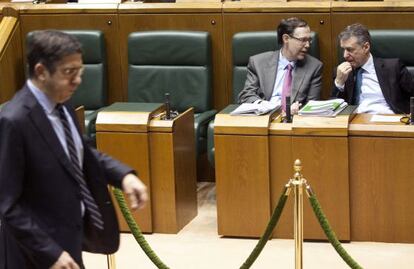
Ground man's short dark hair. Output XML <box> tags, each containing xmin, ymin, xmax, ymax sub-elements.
<box><xmin>277</xmin><ymin>17</ymin><xmax>309</xmax><ymax>46</ymax></box>
<box><xmin>338</xmin><ymin>23</ymin><xmax>372</xmax><ymax>46</ymax></box>
<box><xmin>27</xmin><ymin>30</ymin><xmax>82</xmax><ymax>78</ymax></box>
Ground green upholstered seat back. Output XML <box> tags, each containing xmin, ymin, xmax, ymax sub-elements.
<box><xmin>337</xmin><ymin>30</ymin><xmax>414</xmax><ymax>75</ymax></box>
<box><xmin>370</xmin><ymin>30</ymin><xmax>414</xmax><ymax>75</ymax></box>
<box><xmin>232</xmin><ymin>31</ymin><xmax>320</xmax><ymax>102</ymax></box>
<box><xmin>65</xmin><ymin>30</ymin><xmax>107</xmax><ymax>110</ymax></box>
<box><xmin>127</xmin><ymin>31</ymin><xmax>212</xmax><ymax>113</ymax></box>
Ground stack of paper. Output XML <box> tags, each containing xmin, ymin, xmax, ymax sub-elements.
<box><xmin>298</xmin><ymin>98</ymin><xmax>347</xmax><ymax>117</ymax></box>
<box><xmin>230</xmin><ymin>101</ymin><xmax>280</xmax><ymax>116</ymax></box>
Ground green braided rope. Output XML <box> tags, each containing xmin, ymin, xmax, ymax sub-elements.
<box><xmin>113</xmin><ymin>188</ymin><xmax>170</xmax><ymax>269</ymax></box>
<box><xmin>308</xmin><ymin>194</ymin><xmax>363</xmax><ymax>269</ymax></box>
<box><xmin>240</xmin><ymin>187</ymin><xmax>289</xmax><ymax>269</ymax></box>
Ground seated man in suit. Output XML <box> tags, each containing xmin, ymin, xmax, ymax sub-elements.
<box><xmin>0</xmin><ymin>30</ymin><xmax>148</xmax><ymax>269</ymax></box>
<box><xmin>333</xmin><ymin>23</ymin><xmax>414</xmax><ymax>114</ymax></box>
<box><xmin>238</xmin><ymin>17</ymin><xmax>323</xmax><ymax>114</ymax></box>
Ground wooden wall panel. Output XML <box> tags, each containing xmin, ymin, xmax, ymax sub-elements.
<box><xmin>223</xmin><ymin>13</ymin><xmax>333</xmax><ymax>100</ymax></box>
<box><xmin>19</xmin><ymin>13</ymin><xmax>123</xmax><ymax>104</ymax></box>
<box><xmin>0</xmin><ymin>18</ymin><xmax>24</xmax><ymax>103</ymax></box>
<box><xmin>118</xmin><ymin>13</ymin><xmax>227</xmax><ymax>110</ymax></box>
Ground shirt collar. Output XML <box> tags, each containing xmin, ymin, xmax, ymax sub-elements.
<box><xmin>360</xmin><ymin>53</ymin><xmax>375</xmax><ymax>74</ymax></box>
<box><xmin>27</xmin><ymin>79</ymin><xmax>57</xmax><ymax>115</ymax></box>
<box><xmin>279</xmin><ymin>51</ymin><xmax>296</xmax><ymax>70</ymax></box>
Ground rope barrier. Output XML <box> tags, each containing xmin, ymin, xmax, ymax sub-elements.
<box><xmin>112</xmin><ymin>178</ymin><xmax>364</xmax><ymax>269</ymax></box>
<box><xmin>113</xmin><ymin>188</ymin><xmax>170</xmax><ymax>269</ymax></box>
<box><xmin>239</xmin><ymin>186</ymin><xmax>289</xmax><ymax>269</ymax></box>
<box><xmin>307</xmin><ymin>190</ymin><xmax>363</xmax><ymax>269</ymax></box>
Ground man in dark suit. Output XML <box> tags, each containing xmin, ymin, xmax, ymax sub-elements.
<box><xmin>238</xmin><ymin>17</ymin><xmax>323</xmax><ymax>114</ymax></box>
<box><xmin>0</xmin><ymin>30</ymin><xmax>148</xmax><ymax>269</ymax></box>
<box><xmin>333</xmin><ymin>23</ymin><xmax>414</xmax><ymax>114</ymax></box>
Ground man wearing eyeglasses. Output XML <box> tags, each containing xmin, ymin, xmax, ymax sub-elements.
<box><xmin>333</xmin><ymin>23</ymin><xmax>414</xmax><ymax>114</ymax></box>
<box><xmin>0</xmin><ymin>30</ymin><xmax>148</xmax><ymax>268</ymax></box>
<box><xmin>238</xmin><ymin>17</ymin><xmax>323</xmax><ymax>115</ymax></box>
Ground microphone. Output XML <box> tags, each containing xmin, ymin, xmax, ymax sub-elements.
<box><xmin>285</xmin><ymin>96</ymin><xmax>292</xmax><ymax>123</ymax></box>
<box><xmin>410</xmin><ymin>97</ymin><xmax>414</xmax><ymax>125</ymax></box>
<box><xmin>165</xmin><ymin>92</ymin><xmax>171</xmax><ymax>120</ymax></box>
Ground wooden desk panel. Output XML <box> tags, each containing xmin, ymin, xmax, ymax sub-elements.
<box><xmin>96</xmin><ymin>132</ymin><xmax>153</xmax><ymax>233</ymax></box>
<box><xmin>291</xmin><ymin>136</ymin><xmax>350</xmax><ymax>240</ymax></box>
<box><xmin>269</xmin><ymin>135</ymin><xmax>294</xmax><ymax>239</ymax></box>
<box><xmin>349</xmin><ymin>129</ymin><xmax>414</xmax><ymax>243</ymax></box>
<box><xmin>215</xmin><ymin>134</ymin><xmax>270</xmax><ymax>237</ymax></box>
<box><xmin>149</xmin><ymin>109</ymin><xmax>197</xmax><ymax>233</ymax></box>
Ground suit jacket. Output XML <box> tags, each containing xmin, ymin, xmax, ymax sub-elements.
<box><xmin>0</xmin><ymin>85</ymin><xmax>133</xmax><ymax>268</ymax></box>
<box><xmin>238</xmin><ymin>50</ymin><xmax>323</xmax><ymax>104</ymax></box>
<box><xmin>332</xmin><ymin>58</ymin><xmax>414</xmax><ymax>114</ymax></box>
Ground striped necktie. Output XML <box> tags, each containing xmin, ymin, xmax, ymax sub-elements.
<box><xmin>56</xmin><ymin>104</ymin><xmax>104</xmax><ymax>230</ymax></box>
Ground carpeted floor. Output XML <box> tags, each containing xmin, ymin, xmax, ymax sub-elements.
<box><xmin>84</xmin><ymin>182</ymin><xmax>414</xmax><ymax>268</ymax></box>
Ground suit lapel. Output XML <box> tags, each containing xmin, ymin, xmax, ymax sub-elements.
<box><xmin>373</xmin><ymin>58</ymin><xmax>391</xmax><ymax>102</ymax></box>
<box><xmin>23</xmin><ymin>87</ymin><xmax>78</xmax><ymax>181</ymax></box>
<box><xmin>291</xmin><ymin>59</ymin><xmax>306</xmax><ymax>102</ymax></box>
<box><xmin>263</xmin><ymin>51</ymin><xmax>279</xmax><ymax>100</ymax></box>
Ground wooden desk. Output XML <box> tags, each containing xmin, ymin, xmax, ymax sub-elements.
<box><xmin>214</xmin><ymin>105</ymin><xmax>276</xmax><ymax>237</ymax></box>
<box><xmin>349</xmin><ymin>114</ymin><xmax>414</xmax><ymax>243</ymax></box>
<box><xmin>215</xmin><ymin>108</ymin><xmax>353</xmax><ymax>240</ymax></box>
<box><xmin>96</xmin><ymin>102</ymin><xmax>197</xmax><ymax>234</ymax></box>
<box><xmin>269</xmin><ymin>113</ymin><xmax>352</xmax><ymax>240</ymax></box>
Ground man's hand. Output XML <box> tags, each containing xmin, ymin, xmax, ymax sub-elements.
<box><xmin>122</xmin><ymin>174</ymin><xmax>148</xmax><ymax>210</ymax></box>
<box><xmin>335</xmin><ymin>62</ymin><xmax>353</xmax><ymax>87</ymax></box>
<box><xmin>50</xmin><ymin>251</ymin><xmax>79</xmax><ymax>269</ymax></box>
<box><xmin>291</xmin><ymin>101</ymin><xmax>302</xmax><ymax>115</ymax></box>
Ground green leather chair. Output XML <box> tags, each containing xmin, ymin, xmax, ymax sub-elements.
<box><xmin>67</xmin><ymin>30</ymin><xmax>107</xmax><ymax>142</ymax></box>
<box><xmin>337</xmin><ymin>30</ymin><xmax>414</xmax><ymax>75</ymax></box>
<box><xmin>26</xmin><ymin>30</ymin><xmax>107</xmax><ymax>143</ymax></box>
<box><xmin>127</xmin><ymin>31</ymin><xmax>216</xmax><ymax>156</ymax></box>
<box><xmin>207</xmin><ymin>31</ymin><xmax>320</xmax><ymax>167</ymax></box>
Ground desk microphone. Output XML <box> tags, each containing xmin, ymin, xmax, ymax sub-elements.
<box><xmin>410</xmin><ymin>97</ymin><xmax>414</xmax><ymax>125</ymax></box>
<box><xmin>165</xmin><ymin>93</ymin><xmax>171</xmax><ymax>120</ymax></box>
<box><xmin>285</xmin><ymin>96</ymin><xmax>292</xmax><ymax>123</ymax></box>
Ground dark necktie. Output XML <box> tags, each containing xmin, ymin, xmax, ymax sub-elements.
<box><xmin>354</xmin><ymin>68</ymin><xmax>363</xmax><ymax>105</ymax></box>
<box><xmin>281</xmin><ymin>64</ymin><xmax>293</xmax><ymax>112</ymax></box>
<box><xmin>56</xmin><ymin>104</ymin><xmax>104</xmax><ymax>230</ymax></box>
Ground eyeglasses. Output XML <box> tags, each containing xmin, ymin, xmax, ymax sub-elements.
<box><xmin>289</xmin><ymin>35</ymin><xmax>313</xmax><ymax>44</ymax></box>
<box><xmin>59</xmin><ymin>66</ymin><xmax>85</xmax><ymax>78</ymax></box>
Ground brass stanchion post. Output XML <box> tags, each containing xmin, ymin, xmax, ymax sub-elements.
<box><xmin>107</xmin><ymin>254</ymin><xmax>116</xmax><ymax>269</ymax></box>
<box><xmin>291</xmin><ymin>159</ymin><xmax>305</xmax><ymax>269</ymax></box>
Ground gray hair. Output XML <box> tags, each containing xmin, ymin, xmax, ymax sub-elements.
<box><xmin>338</xmin><ymin>23</ymin><xmax>371</xmax><ymax>46</ymax></box>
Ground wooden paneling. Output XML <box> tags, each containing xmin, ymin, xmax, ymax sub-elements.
<box><xmin>118</xmin><ymin>8</ymin><xmax>227</xmax><ymax>110</ymax></box>
<box><xmin>96</xmin><ymin>132</ymin><xmax>153</xmax><ymax>233</ymax></box>
<box><xmin>19</xmin><ymin>11</ymin><xmax>123</xmax><ymax>104</ymax></box>
<box><xmin>223</xmin><ymin>8</ymin><xmax>333</xmax><ymax>100</ymax></box>
<box><xmin>291</xmin><ymin>136</ymin><xmax>350</xmax><ymax>240</ymax></box>
<box><xmin>215</xmin><ymin>134</ymin><xmax>270</xmax><ymax>237</ymax></box>
<box><xmin>349</xmin><ymin>136</ymin><xmax>414</xmax><ymax>243</ymax></box>
<box><xmin>149</xmin><ymin>109</ymin><xmax>197</xmax><ymax>233</ymax></box>
<box><xmin>0</xmin><ymin>16</ymin><xmax>24</xmax><ymax>103</ymax></box>
<box><xmin>269</xmin><ymin>135</ymin><xmax>294</xmax><ymax>238</ymax></box>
